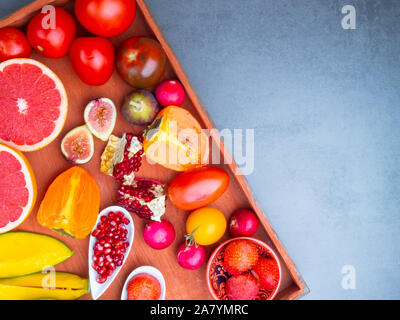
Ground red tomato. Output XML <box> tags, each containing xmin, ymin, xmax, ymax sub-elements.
<box><xmin>75</xmin><ymin>0</ymin><xmax>136</xmax><ymax>37</ymax></box>
<box><xmin>168</xmin><ymin>167</ymin><xmax>230</xmax><ymax>211</ymax></box>
<box><xmin>27</xmin><ymin>7</ymin><xmax>76</xmax><ymax>58</ymax></box>
<box><xmin>116</xmin><ymin>36</ymin><xmax>167</xmax><ymax>88</ymax></box>
<box><xmin>69</xmin><ymin>37</ymin><xmax>115</xmax><ymax>86</ymax></box>
<box><xmin>0</xmin><ymin>28</ymin><xmax>31</xmax><ymax>62</ymax></box>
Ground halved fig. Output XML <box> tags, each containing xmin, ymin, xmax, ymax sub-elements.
<box><xmin>84</xmin><ymin>98</ymin><xmax>116</xmax><ymax>141</ymax></box>
<box><xmin>61</xmin><ymin>125</ymin><xmax>94</xmax><ymax>164</ymax></box>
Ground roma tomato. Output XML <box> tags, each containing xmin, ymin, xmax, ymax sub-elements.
<box><xmin>186</xmin><ymin>207</ymin><xmax>227</xmax><ymax>246</ymax></box>
<box><xmin>116</xmin><ymin>36</ymin><xmax>167</xmax><ymax>88</ymax></box>
<box><xmin>0</xmin><ymin>28</ymin><xmax>31</xmax><ymax>62</ymax></box>
<box><xmin>69</xmin><ymin>37</ymin><xmax>114</xmax><ymax>86</ymax></box>
<box><xmin>168</xmin><ymin>167</ymin><xmax>229</xmax><ymax>211</ymax></box>
<box><xmin>27</xmin><ymin>7</ymin><xmax>76</xmax><ymax>58</ymax></box>
<box><xmin>75</xmin><ymin>0</ymin><xmax>136</xmax><ymax>37</ymax></box>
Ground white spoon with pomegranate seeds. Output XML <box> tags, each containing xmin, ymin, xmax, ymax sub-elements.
<box><xmin>89</xmin><ymin>206</ymin><xmax>134</xmax><ymax>300</ymax></box>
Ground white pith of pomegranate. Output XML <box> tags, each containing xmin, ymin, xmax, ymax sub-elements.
<box><xmin>91</xmin><ymin>210</ymin><xmax>131</xmax><ymax>284</ymax></box>
<box><xmin>117</xmin><ymin>178</ymin><xmax>166</xmax><ymax>221</ymax></box>
<box><xmin>112</xmin><ymin>133</ymin><xmax>144</xmax><ymax>182</ymax></box>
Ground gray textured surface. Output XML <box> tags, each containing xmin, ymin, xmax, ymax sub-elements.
<box><xmin>2</xmin><ymin>0</ymin><xmax>400</xmax><ymax>299</ymax></box>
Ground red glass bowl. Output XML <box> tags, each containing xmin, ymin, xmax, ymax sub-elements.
<box><xmin>206</xmin><ymin>237</ymin><xmax>282</xmax><ymax>300</ymax></box>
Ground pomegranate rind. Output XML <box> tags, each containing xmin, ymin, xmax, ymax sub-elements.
<box><xmin>84</xmin><ymin>97</ymin><xmax>116</xmax><ymax>141</ymax></box>
<box><xmin>61</xmin><ymin>125</ymin><xmax>94</xmax><ymax>164</ymax></box>
<box><xmin>0</xmin><ymin>58</ymin><xmax>68</xmax><ymax>152</ymax></box>
<box><xmin>117</xmin><ymin>178</ymin><xmax>166</xmax><ymax>221</ymax></box>
<box><xmin>0</xmin><ymin>143</ymin><xmax>37</xmax><ymax>233</ymax></box>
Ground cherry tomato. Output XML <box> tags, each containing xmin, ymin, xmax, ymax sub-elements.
<box><xmin>186</xmin><ymin>207</ymin><xmax>227</xmax><ymax>246</ymax></box>
<box><xmin>69</xmin><ymin>37</ymin><xmax>115</xmax><ymax>86</ymax></box>
<box><xmin>0</xmin><ymin>28</ymin><xmax>31</xmax><ymax>62</ymax></box>
<box><xmin>168</xmin><ymin>167</ymin><xmax>230</xmax><ymax>211</ymax></box>
<box><xmin>116</xmin><ymin>36</ymin><xmax>167</xmax><ymax>88</ymax></box>
<box><xmin>75</xmin><ymin>0</ymin><xmax>136</xmax><ymax>37</ymax></box>
<box><xmin>27</xmin><ymin>7</ymin><xmax>76</xmax><ymax>58</ymax></box>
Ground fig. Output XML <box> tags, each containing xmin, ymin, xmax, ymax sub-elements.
<box><xmin>121</xmin><ymin>89</ymin><xmax>160</xmax><ymax>126</ymax></box>
<box><xmin>61</xmin><ymin>125</ymin><xmax>94</xmax><ymax>164</ymax></box>
<box><xmin>84</xmin><ymin>97</ymin><xmax>116</xmax><ymax>141</ymax></box>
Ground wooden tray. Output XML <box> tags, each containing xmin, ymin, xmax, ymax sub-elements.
<box><xmin>0</xmin><ymin>0</ymin><xmax>309</xmax><ymax>300</ymax></box>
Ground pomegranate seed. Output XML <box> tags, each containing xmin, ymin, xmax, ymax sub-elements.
<box><xmin>94</xmin><ymin>243</ymin><xmax>104</xmax><ymax>251</ymax></box>
<box><xmin>98</xmin><ymin>267</ymin><xmax>106</xmax><ymax>275</ymax></box>
<box><xmin>94</xmin><ymin>249</ymin><xmax>102</xmax><ymax>256</ymax></box>
<box><xmin>105</xmin><ymin>237</ymin><xmax>113</xmax><ymax>244</ymax></box>
<box><xmin>92</xmin><ymin>263</ymin><xmax>98</xmax><ymax>271</ymax></box>
<box><xmin>114</xmin><ymin>240</ymin><xmax>123</xmax><ymax>248</ymax></box>
<box><xmin>92</xmin><ymin>229</ymin><xmax>100</xmax><ymax>237</ymax></box>
<box><xmin>105</xmin><ymin>254</ymin><xmax>113</xmax><ymax>262</ymax></box>
<box><xmin>103</xmin><ymin>243</ymin><xmax>111</xmax><ymax>248</ymax></box>
<box><xmin>108</xmin><ymin>212</ymin><xmax>115</xmax><ymax>219</ymax></box>
<box><xmin>97</xmin><ymin>223</ymin><xmax>105</xmax><ymax>230</ymax></box>
<box><xmin>106</xmin><ymin>269</ymin><xmax>113</xmax><ymax>277</ymax></box>
<box><xmin>96</xmin><ymin>275</ymin><xmax>107</xmax><ymax>284</ymax></box>
<box><xmin>122</xmin><ymin>217</ymin><xmax>130</xmax><ymax>225</ymax></box>
<box><xmin>104</xmin><ymin>248</ymin><xmax>112</xmax><ymax>255</ymax></box>
<box><xmin>100</xmin><ymin>216</ymin><xmax>108</xmax><ymax>223</ymax></box>
<box><xmin>116</xmin><ymin>260</ymin><xmax>123</xmax><ymax>267</ymax></box>
<box><xmin>108</xmin><ymin>262</ymin><xmax>116</xmax><ymax>270</ymax></box>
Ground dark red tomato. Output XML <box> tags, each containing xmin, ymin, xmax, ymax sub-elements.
<box><xmin>116</xmin><ymin>36</ymin><xmax>167</xmax><ymax>88</ymax></box>
<box><xmin>168</xmin><ymin>167</ymin><xmax>230</xmax><ymax>211</ymax></box>
<box><xmin>75</xmin><ymin>0</ymin><xmax>136</xmax><ymax>37</ymax></box>
<box><xmin>0</xmin><ymin>28</ymin><xmax>31</xmax><ymax>62</ymax></box>
<box><xmin>69</xmin><ymin>37</ymin><xmax>114</xmax><ymax>86</ymax></box>
<box><xmin>27</xmin><ymin>7</ymin><xmax>76</xmax><ymax>58</ymax></box>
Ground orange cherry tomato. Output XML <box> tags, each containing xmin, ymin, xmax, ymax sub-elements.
<box><xmin>186</xmin><ymin>207</ymin><xmax>227</xmax><ymax>246</ymax></box>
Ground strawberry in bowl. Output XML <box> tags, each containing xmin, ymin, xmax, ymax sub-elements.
<box><xmin>206</xmin><ymin>237</ymin><xmax>282</xmax><ymax>300</ymax></box>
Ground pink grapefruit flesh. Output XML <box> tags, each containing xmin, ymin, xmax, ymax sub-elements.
<box><xmin>0</xmin><ymin>143</ymin><xmax>36</xmax><ymax>233</ymax></box>
<box><xmin>0</xmin><ymin>58</ymin><xmax>68</xmax><ymax>151</ymax></box>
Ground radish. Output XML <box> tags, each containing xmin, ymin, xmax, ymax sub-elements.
<box><xmin>176</xmin><ymin>242</ymin><xmax>206</xmax><ymax>270</ymax></box>
<box><xmin>155</xmin><ymin>79</ymin><xmax>186</xmax><ymax>107</ymax></box>
<box><xmin>229</xmin><ymin>209</ymin><xmax>259</xmax><ymax>236</ymax></box>
<box><xmin>143</xmin><ymin>219</ymin><xmax>175</xmax><ymax>250</ymax></box>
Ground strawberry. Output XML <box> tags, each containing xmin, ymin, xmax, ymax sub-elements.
<box><xmin>226</xmin><ymin>273</ymin><xmax>260</xmax><ymax>300</ymax></box>
<box><xmin>252</xmin><ymin>257</ymin><xmax>280</xmax><ymax>290</ymax></box>
<box><xmin>126</xmin><ymin>273</ymin><xmax>161</xmax><ymax>300</ymax></box>
<box><xmin>222</xmin><ymin>239</ymin><xmax>259</xmax><ymax>275</ymax></box>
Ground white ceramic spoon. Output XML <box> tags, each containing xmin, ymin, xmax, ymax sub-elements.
<box><xmin>89</xmin><ymin>205</ymin><xmax>134</xmax><ymax>300</ymax></box>
<box><xmin>121</xmin><ymin>266</ymin><xmax>166</xmax><ymax>300</ymax></box>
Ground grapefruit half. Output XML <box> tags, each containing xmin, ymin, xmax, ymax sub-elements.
<box><xmin>0</xmin><ymin>143</ymin><xmax>37</xmax><ymax>233</ymax></box>
<box><xmin>0</xmin><ymin>58</ymin><xmax>68</xmax><ymax>151</ymax></box>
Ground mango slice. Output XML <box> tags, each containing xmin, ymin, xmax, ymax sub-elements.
<box><xmin>0</xmin><ymin>232</ymin><xmax>73</xmax><ymax>278</ymax></box>
<box><xmin>0</xmin><ymin>272</ymin><xmax>89</xmax><ymax>300</ymax></box>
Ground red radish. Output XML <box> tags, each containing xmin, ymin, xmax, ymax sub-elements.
<box><xmin>176</xmin><ymin>242</ymin><xmax>207</xmax><ymax>270</ymax></box>
<box><xmin>143</xmin><ymin>219</ymin><xmax>175</xmax><ymax>250</ymax></box>
<box><xmin>229</xmin><ymin>209</ymin><xmax>259</xmax><ymax>236</ymax></box>
<box><xmin>155</xmin><ymin>79</ymin><xmax>186</xmax><ymax>107</ymax></box>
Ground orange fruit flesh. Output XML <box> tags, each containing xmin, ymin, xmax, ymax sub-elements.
<box><xmin>143</xmin><ymin>106</ymin><xmax>208</xmax><ymax>171</ymax></box>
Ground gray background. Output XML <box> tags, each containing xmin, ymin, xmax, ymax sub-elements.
<box><xmin>1</xmin><ymin>0</ymin><xmax>399</xmax><ymax>299</ymax></box>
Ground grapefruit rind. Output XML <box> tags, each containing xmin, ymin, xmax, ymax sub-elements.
<box><xmin>0</xmin><ymin>143</ymin><xmax>37</xmax><ymax>233</ymax></box>
<box><xmin>0</xmin><ymin>58</ymin><xmax>68</xmax><ymax>152</ymax></box>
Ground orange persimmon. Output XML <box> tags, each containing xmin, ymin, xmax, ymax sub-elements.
<box><xmin>37</xmin><ymin>166</ymin><xmax>100</xmax><ymax>239</ymax></box>
<box><xmin>143</xmin><ymin>106</ymin><xmax>209</xmax><ymax>171</ymax></box>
